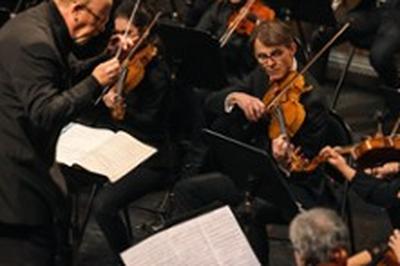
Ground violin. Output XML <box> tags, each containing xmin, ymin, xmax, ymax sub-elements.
<box><xmin>262</xmin><ymin>71</ymin><xmax>312</xmax><ymax>139</ymax></box>
<box><xmin>290</xmin><ymin>116</ymin><xmax>400</xmax><ymax>173</ymax></box>
<box><xmin>219</xmin><ymin>0</ymin><xmax>275</xmax><ymax>47</ymax></box>
<box><xmin>109</xmin><ymin>12</ymin><xmax>161</xmax><ymax>121</ymax></box>
<box><xmin>228</xmin><ymin>0</ymin><xmax>275</xmax><ymax>36</ymax></box>
<box><xmin>110</xmin><ymin>43</ymin><xmax>158</xmax><ymax>121</ymax></box>
<box><xmin>289</xmin><ymin>134</ymin><xmax>400</xmax><ymax>173</ymax></box>
<box><xmin>347</xmin><ymin>242</ymin><xmax>400</xmax><ymax>266</ymax></box>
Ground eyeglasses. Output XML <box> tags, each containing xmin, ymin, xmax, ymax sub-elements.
<box><xmin>82</xmin><ymin>5</ymin><xmax>106</xmax><ymax>26</ymax></box>
<box><xmin>255</xmin><ymin>48</ymin><xmax>285</xmax><ymax>63</ymax></box>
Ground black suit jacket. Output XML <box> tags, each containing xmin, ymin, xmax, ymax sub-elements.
<box><xmin>205</xmin><ymin>66</ymin><xmax>329</xmax><ymax>159</ymax></box>
<box><xmin>0</xmin><ymin>2</ymin><xmax>102</xmax><ymax>225</ymax></box>
<box><xmin>204</xmin><ymin>66</ymin><xmax>335</xmax><ymax>209</ymax></box>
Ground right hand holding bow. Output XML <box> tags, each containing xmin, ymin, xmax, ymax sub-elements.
<box><xmin>92</xmin><ymin>57</ymin><xmax>121</xmax><ymax>87</ymax></box>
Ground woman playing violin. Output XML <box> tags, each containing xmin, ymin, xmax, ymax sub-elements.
<box><xmin>321</xmin><ymin>146</ymin><xmax>400</xmax><ymax>228</ymax></box>
<box><xmin>101</xmin><ymin>2</ymin><xmax>170</xmax><ymax>142</ymax></box>
<box><xmin>172</xmin><ymin>20</ymin><xmax>337</xmax><ymax>265</ymax></box>
<box><xmin>91</xmin><ymin>1</ymin><xmax>173</xmax><ymax>260</ymax></box>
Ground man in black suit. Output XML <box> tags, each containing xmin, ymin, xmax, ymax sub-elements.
<box><xmin>172</xmin><ymin>20</ymin><xmax>337</xmax><ymax>265</ymax></box>
<box><xmin>0</xmin><ymin>0</ymin><xmax>120</xmax><ymax>265</ymax></box>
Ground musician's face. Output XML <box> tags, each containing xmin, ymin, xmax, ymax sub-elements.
<box><xmin>71</xmin><ymin>0</ymin><xmax>112</xmax><ymax>45</ymax></box>
<box><xmin>108</xmin><ymin>16</ymin><xmax>140</xmax><ymax>57</ymax></box>
<box><xmin>254</xmin><ymin>38</ymin><xmax>296</xmax><ymax>82</ymax></box>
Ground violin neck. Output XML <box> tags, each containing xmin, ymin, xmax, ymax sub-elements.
<box><xmin>274</xmin><ymin>106</ymin><xmax>288</xmax><ymax>137</ymax></box>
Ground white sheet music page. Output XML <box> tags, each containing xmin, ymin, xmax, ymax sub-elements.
<box><xmin>121</xmin><ymin>206</ymin><xmax>260</xmax><ymax>266</ymax></box>
<box><xmin>56</xmin><ymin>123</ymin><xmax>115</xmax><ymax>166</ymax></box>
<box><xmin>56</xmin><ymin>123</ymin><xmax>157</xmax><ymax>182</ymax></box>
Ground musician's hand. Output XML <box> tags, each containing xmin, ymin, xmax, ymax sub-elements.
<box><xmin>364</xmin><ymin>162</ymin><xmax>400</xmax><ymax>179</ymax></box>
<box><xmin>102</xmin><ymin>87</ymin><xmax>118</xmax><ymax>108</ymax></box>
<box><xmin>272</xmin><ymin>134</ymin><xmax>293</xmax><ymax>168</ymax></box>
<box><xmin>226</xmin><ymin>92</ymin><xmax>265</xmax><ymax>122</ymax></box>
<box><xmin>319</xmin><ymin>146</ymin><xmax>356</xmax><ymax>181</ymax></box>
<box><xmin>389</xmin><ymin>229</ymin><xmax>400</xmax><ymax>264</ymax></box>
<box><xmin>92</xmin><ymin>58</ymin><xmax>120</xmax><ymax>87</ymax></box>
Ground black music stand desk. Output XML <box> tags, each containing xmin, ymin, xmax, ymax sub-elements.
<box><xmin>203</xmin><ymin>129</ymin><xmax>300</xmax><ymax>220</ymax></box>
<box><xmin>156</xmin><ymin>22</ymin><xmax>227</xmax><ymax>90</ymax></box>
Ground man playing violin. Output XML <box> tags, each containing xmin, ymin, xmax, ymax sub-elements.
<box><xmin>89</xmin><ymin>1</ymin><xmax>173</xmax><ymax>261</ymax></box>
<box><xmin>172</xmin><ymin>20</ymin><xmax>339</xmax><ymax>264</ymax></box>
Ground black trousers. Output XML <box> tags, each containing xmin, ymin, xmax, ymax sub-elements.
<box><xmin>172</xmin><ymin>172</ymin><xmax>337</xmax><ymax>265</ymax></box>
<box><xmin>93</xmin><ymin>165</ymin><xmax>168</xmax><ymax>254</ymax></box>
<box><xmin>0</xmin><ymin>223</ymin><xmax>63</xmax><ymax>266</ymax></box>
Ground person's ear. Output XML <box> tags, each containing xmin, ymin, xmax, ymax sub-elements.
<box><xmin>289</xmin><ymin>41</ymin><xmax>297</xmax><ymax>56</ymax></box>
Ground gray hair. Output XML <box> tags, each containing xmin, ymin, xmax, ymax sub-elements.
<box><xmin>289</xmin><ymin>208</ymin><xmax>349</xmax><ymax>265</ymax></box>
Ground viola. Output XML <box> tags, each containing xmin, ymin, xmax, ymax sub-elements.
<box><xmin>290</xmin><ymin>133</ymin><xmax>400</xmax><ymax>173</ymax></box>
<box><xmin>110</xmin><ymin>43</ymin><xmax>158</xmax><ymax>121</ymax></box>
<box><xmin>347</xmin><ymin>241</ymin><xmax>400</xmax><ymax>266</ymax></box>
<box><xmin>262</xmin><ymin>71</ymin><xmax>312</xmax><ymax>139</ymax></box>
<box><xmin>109</xmin><ymin>12</ymin><xmax>161</xmax><ymax>121</ymax></box>
<box><xmin>219</xmin><ymin>0</ymin><xmax>275</xmax><ymax>47</ymax></box>
<box><xmin>228</xmin><ymin>0</ymin><xmax>275</xmax><ymax>36</ymax></box>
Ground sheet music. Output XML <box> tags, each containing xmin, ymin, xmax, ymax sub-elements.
<box><xmin>56</xmin><ymin>123</ymin><xmax>115</xmax><ymax>166</ymax></box>
<box><xmin>56</xmin><ymin>123</ymin><xmax>157</xmax><ymax>182</ymax></box>
<box><xmin>121</xmin><ymin>206</ymin><xmax>260</xmax><ymax>266</ymax></box>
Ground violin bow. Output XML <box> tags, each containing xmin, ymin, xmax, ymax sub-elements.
<box><xmin>121</xmin><ymin>11</ymin><xmax>162</xmax><ymax>67</ymax></box>
<box><xmin>94</xmin><ymin>0</ymin><xmax>142</xmax><ymax>105</ymax></box>
<box><xmin>219</xmin><ymin>0</ymin><xmax>256</xmax><ymax>47</ymax></box>
<box><xmin>266</xmin><ymin>22</ymin><xmax>351</xmax><ymax>111</ymax></box>
<box><xmin>112</xmin><ymin>11</ymin><xmax>161</xmax><ymax>103</ymax></box>
<box><xmin>390</xmin><ymin>115</ymin><xmax>400</xmax><ymax>137</ymax></box>
<box><xmin>114</xmin><ymin>0</ymin><xmax>141</xmax><ymax>60</ymax></box>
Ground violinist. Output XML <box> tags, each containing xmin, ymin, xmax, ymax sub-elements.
<box><xmin>196</xmin><ymin>0</ymin><xmax>275</xmax><ymax>80</ymax></box>
<box><xmin>172</xmin><ymin>20</ymin><xmax>338</xmax><ymax>265</ymax></box>
<box><xmin>320</xmin><ymin>145</ymin><xmax>400</xmax><ymax>228</ymax></box>
<box><xmin>91</xmin><ymin>1</ymin><xmax>173</xmax><ymax>261</ymax></box>
<box><xmin>289</xmin><ymin>208</ymin><xmax>350</xmax><ymax>266</ymax></box>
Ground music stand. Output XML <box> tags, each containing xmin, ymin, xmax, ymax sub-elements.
<box><xmin>203</xmin><ymin>129</ymin><xmax>300</xmax><ymax>220</ymax></box>
<box><xmin>155</xmin><ymin>22</ymin><xmax>227</xmax><ymax>90</ymax></box>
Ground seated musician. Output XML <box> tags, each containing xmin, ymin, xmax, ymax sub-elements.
<box><xmin>311</xmin><ymin>0</ymin><xmax>400</xmax><ymax>116</ymax></box>
<box><xmin>172</xmin><ymin>20</ymin><xmax>339</xmax><ymax>264</ymax></box>
<box><xmin>289</xmin><ymin>208</ymin><xmax>350</xmax><ymax>266</ymax></box>
<box><xmin>90</xmin><ymin>0</ymin><xmax>173</xmax><ymax>260</ymax></box>
<box><xmin>196</xmin><ymin>0</ymin><xmax>275</xmax><ymax>80</ymax></box>
<box><xmin>290</xmin><ymin>208</ymin><xmax>400</xmax><ymax>266</ymax></box>
<box><xmin>320</xmin><ymin>146</ymin><xmax>400</xmax><ymax>228</ymax></box>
